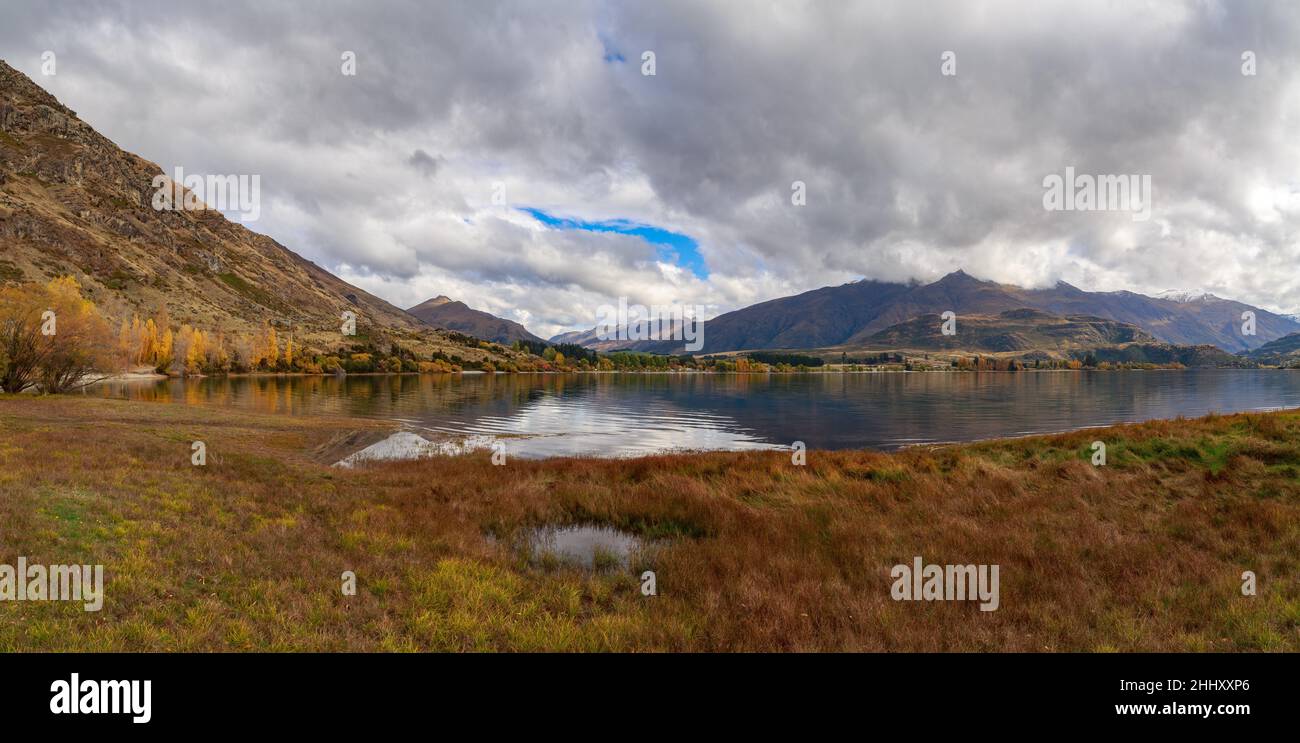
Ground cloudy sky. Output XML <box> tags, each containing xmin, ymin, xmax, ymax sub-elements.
<box><xmin>5</xmin><ymin>0</ymin><xmax>1300</xmax><ymax>334</ymax></box>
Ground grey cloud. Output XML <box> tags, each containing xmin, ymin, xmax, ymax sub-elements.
<box><xmin>3</xmin><ymin>0</ymin><xmax>1300</xmax><ymax>331</ymax></box>
<box><xmin>407</xmin><ymin>149</ymin><xmax>441</xmax><ymax>178</ymax></box>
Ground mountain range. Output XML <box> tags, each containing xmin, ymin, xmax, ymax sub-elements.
<box><xmin>553</xmin><ymin>270</ymin><xmax>1300</xmax><ymax>356</ymax></box>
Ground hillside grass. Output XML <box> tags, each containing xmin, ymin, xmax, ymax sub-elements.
<box><xmin>0</xmin><ymin>395</ymin><xmax>1297</xmax><ymax>651</ymax></box>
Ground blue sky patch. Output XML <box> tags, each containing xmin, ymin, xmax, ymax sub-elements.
<box><xmin>520</xmin><ymin>207</ymin><xmax>708</xmax><ymax>279</ymax></box>
<box><xmin>599</xmin><ymin>34</ymin><xmax>626</xmax><ymax>63</ymax></box>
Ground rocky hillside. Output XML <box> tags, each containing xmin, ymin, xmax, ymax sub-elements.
<box><xmin>0</xmin><ymin>60</ymin><xmax>521</xmax><ymax>365</ymax></box>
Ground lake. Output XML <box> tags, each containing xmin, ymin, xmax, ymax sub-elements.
<box><xmin>86</xmin><ymin>370</ymin><xmax>1300</xmax><ymax>459</ymax></box>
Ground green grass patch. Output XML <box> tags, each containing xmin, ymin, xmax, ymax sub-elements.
<box><xmin>217</xmin><ymin>272</ymin><xmax>291</xmax><ymax>313</ymax></box>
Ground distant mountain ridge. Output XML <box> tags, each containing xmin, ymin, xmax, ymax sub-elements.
<box><xmin>558</xmin><ymin>270</ymin><xmax>1300</xmax><ymax>355</ymax></box>
<box><xmin>1245</xmin><ymin>332</ymin><xmax>1300</xmax><ymax>364</ymax></box>
<box><xmin>406</xmin><ymin>296</ymin><xmax>544</xmax><ymax>345</ymax></box>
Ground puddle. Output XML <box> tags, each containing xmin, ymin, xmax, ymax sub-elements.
<box><xmin>333</xmin><ymin>431</ymin><xmax>496</xmax><ymax>467</ymax></box>
<box><xmin>514</xmin><ymin>525</ymin><xmax>645</xmax><ymax>571</ymax></box>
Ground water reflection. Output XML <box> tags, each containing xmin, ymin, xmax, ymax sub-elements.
<box><xmin>521</xmin><ymin>525</ymin><xmax>644</xmax><ymax>570</ymax></box>
<box><xmin>86</xmin><ymin>370</ymin><xmax>1300</xmax><ymax>458</ymax></box>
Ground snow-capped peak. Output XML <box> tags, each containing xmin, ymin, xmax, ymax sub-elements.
<box><xmin>1155</xmin><ymin>289</ymin><xmax>1220</xmax><ymax>303</ymax></box>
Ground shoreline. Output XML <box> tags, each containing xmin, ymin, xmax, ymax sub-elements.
<box><xmin>88</xmin><ymin>365</ymin><xmax>1296</xmax><ymax>382</ymax></box>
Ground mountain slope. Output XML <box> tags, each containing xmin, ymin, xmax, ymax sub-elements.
<box><xmin>407</xmin><ymin>295</ymin><xmax>544</xmax><ymax>345</ymax></box>
<box><xmin>856</xmin><ymin>308</ymin><xmax>1157</xmax><ymax>353</ymax></box>
<box><xmin>0</xmin><ymin>60</ymin><xmax>518</xmax><ymax>364</ymax></box>
<box><xmin>1245</xmin><ymin>332</ymin><xmax>1300</xmax><ymax>364</ymax></box>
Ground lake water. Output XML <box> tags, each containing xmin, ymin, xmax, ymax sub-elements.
<box><xmin>86</xmin><ymin>370</ymin><xmax>1300</xmax><ymax>459</ymax></box>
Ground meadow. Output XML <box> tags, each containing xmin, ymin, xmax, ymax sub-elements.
<box><xmin>1</xmin><ymin>394</ymin><xmax>1297</xmax><ymax>651</ymax></box>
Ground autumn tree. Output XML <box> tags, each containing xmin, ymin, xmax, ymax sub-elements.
<box><xmin>156</xmin><ymin>327</ymin><xmax>174</xmax><ymax>372</ymax></box>
<box><xmin>38</xmin><ymin>277</ymin><xmax>113</xmax><ymax>392</ymax></box>
<box><xmin>174</xmin><ymin>324</ymin><xmax>211</xmax><ymax>375</ymax></box>
<box><xmin>254</xmin><ymin>321</ymin><xmax>279</xmax><ymax>369</ymax></box>
<box><xmin>0</xmin><ymin>277</ymin><xmax>112</xmax><ymax>393</ymax></box>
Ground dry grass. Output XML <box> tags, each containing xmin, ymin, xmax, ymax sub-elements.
<box><xmin>1</xmin><ymin>395</ymin><xmax>1297</xmax><ymax>651</ymax></box>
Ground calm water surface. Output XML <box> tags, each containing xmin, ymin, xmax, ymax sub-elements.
<box><xmin>86</xmin><ymin>370</ymin><xmax>1300</xmax><ymax>458</ymax></box>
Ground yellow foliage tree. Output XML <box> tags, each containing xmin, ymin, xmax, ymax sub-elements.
<box><xmin>255</xmin><ymin>321</ymin><xmax>279</xmax><ymax>369</ymax></box>
<box><xmin>142</xmin><ymin>318</ymin><xmax>158</xmax><ymax>366</ymax></box>
<box><xmin>157</xmin><ymin>328</ymin><xmax>174</xmax><ymax>371</ymax></box>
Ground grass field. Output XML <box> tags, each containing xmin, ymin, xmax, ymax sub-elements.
<box><xmin>1</xmin><ymin>394</ymin><xmax>1297</xmax><ymax>651</ymax></box>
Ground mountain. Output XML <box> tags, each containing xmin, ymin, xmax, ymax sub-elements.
<box><xmin>548</xmin><ymin>327</ymin><xmax>599</xmax><ymax>346</ymax></box>
<box><xmin>546</xmin><ymin>317</ymin><xmax>702</xmax><ymax>352</ymax></box>
<box><xmin>563</xmin><ymin>270</ymin><xmax>1300</xmax><ymax>355</ymax></box>
<box><xmin>546</xmin><ymin>326</ymin><xmax>638</xmax><ymax>351</ymax></box>
<box><xmin>856</xmin><ymin>308</ymin><xmax>1157</xmax><ymax>353</ymax></box>
<box><xmin>0</xmin><ymin>60</ymin><xmax>520</xmax><ymax>365</ymax></box>
<box><xmin>1245</xmin><ymin>332</ymin><xmax>1300</xmax><ymax>365</ymax></box>
<box><xmin>406</xmin><ymin>295</ymin><xmax>544</xmax><ymax>345</ymax></box>
<box><xmin>552</xmin><ymin>279</ymin><xmax>911</xmax><ymax>353</ymax></box>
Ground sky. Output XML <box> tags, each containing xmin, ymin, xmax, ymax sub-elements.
<box><xmin>4</xmin><ymin>0</ymin><xmax>1300</xmax><ymax>336</ymax></box>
